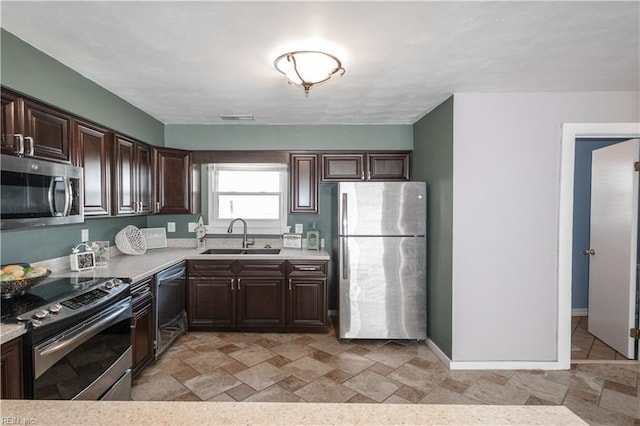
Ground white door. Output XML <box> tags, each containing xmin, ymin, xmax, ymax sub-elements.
<box><xmin>588</xmin><ymin>138</ymin><xmax>639</xmax><ymax>358</ymax></box>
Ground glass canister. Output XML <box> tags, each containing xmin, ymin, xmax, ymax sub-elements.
<box><xmin>307</xmin><ymin>222</ymin><xmax>320</xmax><ymax>250</ymax></box>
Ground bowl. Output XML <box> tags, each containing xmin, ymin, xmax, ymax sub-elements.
<box><xmin>1</xmin><ymin>270</ymin><xmax>52</xmax><ymax>298</ymax></box>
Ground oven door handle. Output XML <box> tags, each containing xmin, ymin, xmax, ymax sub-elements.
<box><xmin>35</xmin><ymin>300</ymin><xmax>131</xmax><ymax>379</ymax></box>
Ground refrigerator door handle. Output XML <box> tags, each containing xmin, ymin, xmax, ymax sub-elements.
<box><xmin>342</xmin><ymin>193</ymin><xmax>348</xmax><ymax>236</ymax></box>
<box><xmin>341</xmin><ymin>238</ymin><xmax>349</xmax><ymax>280</ymax></box>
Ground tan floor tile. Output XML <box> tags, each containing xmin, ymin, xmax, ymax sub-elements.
<box><xmin>327</xmin><ymin>351</ymin><xmax>376</xmax><ymax>375</ymax></box>
<box><xmin>131</xmin><ymin>374</ymin><xmax>190</xmax><ymax>401</ymax></box>
<box><xmin>599</xmin><ymin>388</ymin><xmax>640</xmax><ymax>419</ymax></box>
<box><xmin>324</xmin><ymin>368</ymin><xmax>353</xmax><ymax>384</ymax></box>
<box><xmin>463</xmin><ymin>378</ymin><xmax>530</xmax><ymax>405</ymax></box>
<box><xmin>525</xmin><ymin>395</ymin><xmax>556</xmax><ymax>405</ymax></box>
<box><xmin>308</xmin><ymin>349</ymin><xmax>333</xmax><ymax>362</ymax></box>
<box><xmin>576</xmin><ymin>364</ymin><xmax>637</xmax><ymax>387</ymax></box>
<box><xmin>234</xmin><ymin>362</ymin><xmax>289</xmax><ymax>391</ymax></box>
<box><xmin>294</xmin><ymin>376</ymin><xmax>357</xmax><ymax>403</ymax></box>
<box><xmin>221</xmin><ymin>360</ymin><xmax>249</xmax><ymax>375</ymax></box>
<box><xmin>292</xmin><ymin>335</ymin><xmax>318</xmax><ymax>346</ymax></box>
<box><xmin>171</xmin><ymin>391</ymin><xmax>202</xmax><ymax>401</ymax></box>
<box><xmin>308</xmin><ymin>335</ymin><xmax>351</xmax><ymax>355</ymax></box>
<box><xmin>208</xmin><ymin>393</ymin><xmax>236</xmax><ymax>402</ymax></box>
<box><xmin>603</xmin><ymin>379</ymin><xmax>638</xmax><ymax>397</ymax></box>
<box><xmin>182</xmin><ymin>350</ymin><xmax>236</xmax><ymax>374</ymax></box>
<box><xmin>244</xmin><ymin>384</ymin><xmax>303</xmax><ymax>402</ymax></box>
<box><xmin>367</xmin><ymin>362</ymin><xmax>395</xmax><ymax>376</ymax></box>
<box><xmin>281</xmin><ymin>356</ymin><xmax>334</xmax><ymax>383</ymax></box>
<box><xmin>393</xmin><ymin>385</ymin><xmax>426</xmax><ymax>403</ymax></box>
<box><xmin>171</xmin><ymin>366</ymin><xmax>200</xmax><ymax>383</ymax></box>
<box><xmin>563</xmin><ymin>392</ymin><xmax>636</xmax><ymax>426</ymax></box>
<box><xmin>183</xmin><ymin>369</ymin><xmax>242</xmax><ymax>400</ymax></box>
<box><xmin>266</xmin><ymin>354</ymin><xmax>293</xmax><ymax>368</ymax></box>
<box><xmin>388</xmin><ymin>362</ymin><xmax>447</xmax><ymax>393</ymax></box>
<box><xmin>346</xmin><ymin>345</ymin><xmax>370</xmax><ymax>356</ymax></box>
<box><xmin>347</xmin><ymin>394</ymin><xmax>377</xmax><ymax>403</ymax></box>
<box><xmin>226</xmin><ymin>383</ymin><xmax>257</xmax><ymax>401</ymax></box>
<box><xmin>272</xmin><ymin>342</ymin><xmax>315</xmax><ymax>361</ymax></box>
<box><xmin>364</xmin><ymin>344</ymin><xmax>416</xmax><ymax>368</ymax></box>
<box><xmin>383</xmin><ymin>394</ymin><xmax>413</xmax><ymax>404</ymax></box>
<box><xmin>505</xmin><ymin>371</ymin><xmax>569</xmax><ymax>405</ymax></box>
<box><xmin>217</xmin><ymin>344</ymin><xmax>242</xmax><ymax>354</ymax></box>
<box><xmin>278</xmin><ymin>375</ymin><xmax>307</xmax><ymax>392</ymax></box>
<box><xmin>544</xmin><ymin>369</ymin><xmax>604</xmax><ymax>397</ymax></box>
<box><xmin>343</xmin><ymin>370</ymin><xmax>402</xmax><ymax>402</ymax></box>
<box><xmin>420</xmin><ymin>387</ymin><xmax>483</xmax><ymax>405</ymax></box>
<box><xmin>440</xmin><ymin>377</ymin><xmax>472</xmax><ymax>394</ymax></box>
<box><xmin>228</xmin><ymin>344</ymin><xmax>275</xmax><ymax>367</ymax></box>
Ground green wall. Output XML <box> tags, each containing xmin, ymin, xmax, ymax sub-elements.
<box><xmin>412</xmin><ymin>96</ymin><xmax>454</xmax><ymax>358</ymax></box>
<box><xmin>165</xmin><ymin>124</ymin><xmax>413</xmax><ymax>151</ymax></box>
<box><xmin>0</xmin><ymin>29</ymin><xmax>164</xmax><ymax>145</ymax></box>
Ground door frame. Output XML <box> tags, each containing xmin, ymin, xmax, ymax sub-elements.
<box><xmin>558</xmin><ymin>123</ymin><xmax>640</xmax><ymax>368</ymax></box>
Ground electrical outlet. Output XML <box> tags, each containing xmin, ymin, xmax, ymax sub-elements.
<box><xmin>167</xmin><ymin>222</ymin><xmax>176</xmax><ymax>232</ymax></box>
<box><xmin>188</xmin><ymin>222</ymin><xmax>196</xmax><ymax>232</ymax></box>
<box><xmin>81</xmin><ymin>229</ymin><xmax>89</xmax><ymax>242</ymax></box>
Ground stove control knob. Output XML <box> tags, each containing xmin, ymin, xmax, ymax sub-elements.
<box><xmin>104</xmin><ymin>281</ymin><xmax>115</xmax><ymax>289</ymax></box>
<box><xmin>48</xmin><ymin>304</ymin><xmax>62</xmax><ymax>314</ymax></box>
<box><xmin>113</xmin><ymin>279</ymin><xmax>123</xmax><ymax>286</ymax></box>
<box><xmin>33</xmin><ymin>310</ymin><xmax>49</xmax><ymax>320</ymax></box>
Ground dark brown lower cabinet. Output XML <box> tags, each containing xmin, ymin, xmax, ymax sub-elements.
<box><xmin>131</xmin><ymin>278</ymin><xmax>154</xmax><ymax>378</ymax></box>
<box><xmin>187</xmin><ymin>259</ymin><xmax>327</xmax><ymax>332</ymax></box>
<box><xmin>1</xmin><ymin>337</ymin><xmax>23</xmax><ymax>399</ymax></box>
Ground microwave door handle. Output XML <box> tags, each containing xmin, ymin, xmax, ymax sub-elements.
<box><xmin>63</xmin><ymin>177</ymin><xmax>72</xmax><ymax>216</ymax></box>
<box><xmin>13</xmin><ymin>134</ymin><xmax>24</xmax><ymax>155</ymax></box>
<box><xmin>48</xmin><ymin>177</ymin><xmax>58</xmax><ymax>216</ymax></box>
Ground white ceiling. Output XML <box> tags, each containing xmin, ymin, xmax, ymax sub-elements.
<box><xmin>1</xmin><ymin>1</ymin><xmax>638</xmax><ymax>125</ymax></box>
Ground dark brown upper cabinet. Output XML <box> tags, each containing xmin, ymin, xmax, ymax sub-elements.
<box><xmin>1</xmin><ymin>89</ymin><xmax>71</xmax><ymax>163</ymax></box>
<box><xmin>320</xmin><ymin>152</ymin><xmax>411</xmax><ymax>182</ymax></box>
<box><xmin>155</xmin><ymin>147</ymin><xmax>199</xmax><ymax>214</ymax></box>
<box><xmin>113</xmin><ymin>135</ymin><xmax>153</xmax><ymax>216</ymax></box>
<box><xmin>290</xmin><ymin>153</ymin><xmax>318</xmax><ymax>213</ymax></box>
<box><xmin>368</xmin><ymin>152</ymin><xmax>411</xmax><ymax>181</ymax></box>
<box><xmin>73</xmin><ymin>120</ymin><xmax>112</xmax><ymax>217</ymax></box>
<box><xmin>320</xmin><ymin>153</ymin><xmax>366</xmax><ymax>182</ymax></box>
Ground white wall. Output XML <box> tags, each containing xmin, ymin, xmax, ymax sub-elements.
<box><xmin>451</xmin><ymin>92</ymin><xmax>639</xmax><ymax>363</ymax></box>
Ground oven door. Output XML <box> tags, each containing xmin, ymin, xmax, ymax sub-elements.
<box><xmin>32</xmin><ymin>298</ymin><xmax>132</xmax><ymax>400</ymax></box>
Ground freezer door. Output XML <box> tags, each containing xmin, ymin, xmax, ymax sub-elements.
<box><xmin>339</xmin><ymin>236</ymin><xmax>426</xmax><ymax>340</ymax></box>
<box><xmin>338</xmin><ymin>182</ymin><xmax>426</xmax><ymax>236</ymax></box>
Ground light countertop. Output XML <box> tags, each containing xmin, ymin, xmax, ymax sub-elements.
<box><xmin>0</xmin><ymin>323</ymin><xmax>26</xmax><ymax>345</ymax></box>
<box><xmin>0</xmin><ymin>400</ymin><xmax>587</xmax><ymax>425</ymax></box>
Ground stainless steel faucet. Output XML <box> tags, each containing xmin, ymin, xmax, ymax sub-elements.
<box><xmin>226</xmin><ymin>218</ymin><xmax>255</xmax><ymax>248</ymax></box>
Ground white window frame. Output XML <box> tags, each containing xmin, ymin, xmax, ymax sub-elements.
<box><xmin>207</xmin><ymin>163</ymin><xmax>289</xmax><ymax>235</ymax></box>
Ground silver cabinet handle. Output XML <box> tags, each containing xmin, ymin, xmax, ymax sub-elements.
<box><xmin>288</xmin><ymin>279</ymin><xmax>292</xmax><ymax>291</ymax></box>
<box><xmin>367</xmin><ymin>170</ymin><xmax>371</xmax><ymax>180</ymax></box>
<box><xmin>230</xmin><ymin>278</ymin><xmax>235</xmax><ymax>291</ymax></box>
<box><xmin>360</xmin><ymin>170</ymin><xmax>365</xmax><ymax>180</ymax></box>
<box><xmin>25</xmin><ymin>136</ymin><xmax>34</xmax><ymax>156</ymax></box>
<box><xmin>13</xmin><ymin>134</ymin><xmax>24</xmax><ymax>155</ymax></box>
<box><xmin>237</xmin><ymin>278</ymin><xmax>241</xmax><ymax>290</ymax></box>
<box><xmin>297</xmin><ymin>266</ymin><xmax>318</xmax><ymax>271</ymax></box>
<box><xmin>156</xmin><ymin>201</ymin><xmax>161</xmax><ymax>212</ymax></box>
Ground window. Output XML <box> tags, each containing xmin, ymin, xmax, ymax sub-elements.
<box><xmin>208</xmin><ymin>163</ymin><xmax>289</xmax><ymax>234</ymax></box>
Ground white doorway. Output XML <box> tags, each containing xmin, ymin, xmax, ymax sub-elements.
<box><xmin>558</xmin><ymin>123</ymin><xmax>640</xmax><ymax>368</ymax></box>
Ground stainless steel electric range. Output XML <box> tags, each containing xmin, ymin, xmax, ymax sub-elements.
<box><xmin>1</xmin><ymin>276</ymin><xmax>132</xmax><ymax>400</ymax></box>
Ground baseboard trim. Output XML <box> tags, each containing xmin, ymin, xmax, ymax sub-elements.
<box><xmin>572</xmin><ymin>308</ymin><xmax>588</xmax><ymax>316</ymax></box>
<box><xmin>426</xmin><ymin>338</ymin><xmax>451</xmax><ymax>368</ymax></box>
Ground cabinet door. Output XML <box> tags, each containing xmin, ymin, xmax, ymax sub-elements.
<box><xmin>1</xmin><ymin>91</ymin><xmax>23</xmax><ymax>155</ymax></box>
<box><xmin>23</xmin><ymin>99</ymin><xmax>71</xmax><ymax>163</ymax></box>
<box><xmin>155</xmin><ymin>147</ymin><xmax>192</xmax><ymax>214</ymax></box>
<box><xmin>290</xmin><ymin>154</ymin><xmax>318</xmax><ymax>213</ymax></box>
<box><xmin>73</xmin><ymin>121</ymin><xmax>112</xmax><ymax>216</ymax></box>
<box><xmin>113</xmin><ymin>136</ymin><xmax>137</xmax><ymax>215</ymax></box>
<box><xmin>321</xmin><ymin>153</ymin><xmax>366</xmax><ymax>182</ymax></box>
<box><xmin>237</xmin><ymin>278</ymin><xmax>285</xmax><ymax>327</ymax></box>
<box><xmin>287</xmin><ymin>278</ymin><xmax>327</xmax><ymax>327</ymax></box>
<box><xmin>131</xmin><ymin>292</ymin><xmax>154</xmax><ymax>378</ymax></box>
<box><xmin>137</xmin><ymin>143</ymin><xmax>153</xmax><ymax>215</ymax></box>
<box><xmin>368</xmin><ymin>153</ymin><xmax>411</xmax><ymax>181</ymax></box>
<box><xmin>0</xmin><ymin>337</ymin><xmax>23</xmax><ymax>399</ymax></box>
<box><xmin>188</xmin><ymin>277</ymin><xmax>235</xmax><ymax>327</ymax></box>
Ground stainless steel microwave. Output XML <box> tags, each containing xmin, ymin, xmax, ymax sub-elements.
<box><xmin>1</xmin><ymin>154</ymin><xmax>84</xmax><ymax>230</ymax></box>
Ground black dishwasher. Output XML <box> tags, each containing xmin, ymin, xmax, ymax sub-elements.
<box><xmin>155</xmin><ymin>261</ymin><xmax>187</xmax><ymax>358</ymax></box>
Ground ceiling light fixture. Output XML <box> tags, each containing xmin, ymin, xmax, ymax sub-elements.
<box><xmin>274</xmin><ymin>51</ymin><xmax>345</xmax><ymax>96</ymax></box>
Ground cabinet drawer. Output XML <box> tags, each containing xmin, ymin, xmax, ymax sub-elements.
<box><xmin>130</xmin><ymin>277</ymin><xmax>153</xmax><ymax>298</ymax></box>
<box><xmin>287</xmin><ymin>261</ymin><xmax>327</xmax><ymax>277</ymax></box>
<box><xmin>188</xmin><ymin>260</ymin><xmax>235</xmax><ymax>277</ymax></box>
<box><xmin>237</xmin><ymin>260</ymin><xmax>285</xmax><ymax>277</ymax></box>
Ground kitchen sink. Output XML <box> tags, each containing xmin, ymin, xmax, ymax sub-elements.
<box><xmin>200</xmin><ymin>248</ymin><xmax>281</xmax><ymax>255</ymax></box>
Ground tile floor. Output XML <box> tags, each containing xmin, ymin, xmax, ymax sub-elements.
<box><xmin>132</xmin><ymin>318</ymin><xmax>640</xmax><ymax>425</ymax></box>
<box><xmin>571</xmin><ymin>315</ymin><xmax>629</xmax><ymax>361</ymax></box>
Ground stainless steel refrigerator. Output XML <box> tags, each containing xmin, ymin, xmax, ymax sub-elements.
<box><xmin>336</xmin><ymin>181</ymin><xmax>427</xmax><ymax>340</ymax></box>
